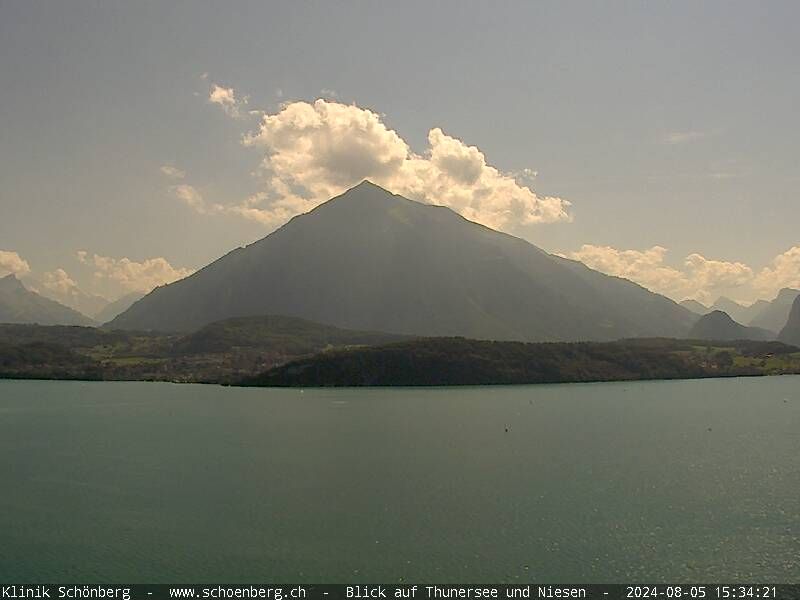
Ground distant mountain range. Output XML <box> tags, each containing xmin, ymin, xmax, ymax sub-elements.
<box><xmin>708</xmin><ymin>296</ymin><xmax>767</xmax><ymax>326</ymax></box>
<box><xmin>109</xmin><ymin>181</ymin><xmax>696</xmax><ymax>341</ymax></box>
<box><xmin>679</xmin><ymin>299</ymin><xmax>710</xmax><ymax>315</ymax></box>
<box><xmin>680</xmin><ymin>289</ymin><xmax>799</xmax><ymax>337</ymax></box>
<box><xmin>0</xmin><ymin>275</ymin><xmax>94</xmax><ymax>326</ymax></box>
<box><xmin>778</xmin><ymin>296</ymin><xmax>800</xmax><ymax>346</ymax></box>
<box><xmin>28</xmin><ymin>281</ymin><xmax>144</xmax><ymax>322</ymax></box>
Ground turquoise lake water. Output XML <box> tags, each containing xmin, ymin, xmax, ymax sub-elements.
<box><xmin>0</xmin><ymin>377</ymin><xmax>798</xmax><ymax>582</ymax></box>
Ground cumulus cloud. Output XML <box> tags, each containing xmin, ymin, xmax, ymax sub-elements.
<box><xmin>41</xmin><ymin>268</ymin><xmax>80</xmax><ymax>297</ymax></box>
<box><xmin>209</xmin><ymin>84</ymin><xmax>246</xmax><ymax>117</ymax></box>
<box><xmin>566</xmin><ymin>245</ymin><xmax>691</xmax><ymax>300</ymax></box>
<box><xmin>0</xmin><ymin>250</ymin><xmax>31</xmax><ymax>277</ymax></box>
<box><xmin>566</xmin><ymin>245</ymin><xmax>754</xmax><ymax>304</ymax></box>
<box><xmin>682</xmin><ymin>254</ymin><xmax>754</xmax><ymax>302</ymax></box>
<box><xmin>231</xmin><ymin>98</ymin><xmax>571</xmax><ymax>230</ymax></box>
<box><xmin>78</xmin><ymin>251</ymin><xmax>194</xmax><ymax>294</ymax></box>
<box><xmin>752</xmin><ymin>246</ymin><xmax>800</xmax><ymax>299</ymax></box>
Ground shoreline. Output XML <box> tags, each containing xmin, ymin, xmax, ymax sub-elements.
<box><xmin>3</xmin><ymin>370</ymin><xmax>800</xmax><ymax>389</ymax></box>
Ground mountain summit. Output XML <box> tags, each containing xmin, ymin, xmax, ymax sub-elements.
<box><xmin>688</xmin><ymin>310</ymin><xmax>774</xmax><ymax>342</ymax></box>
<box><xmin>109</xmin><ymin>182</ymin><xmax>694</xmax><ymax>340</ymax></box>
<box><xmin>679</xmin><ymin>299</ymin><xmax>709</xmax><ymax>315</ymax></box>
<box><xmin>0</xmin><ymin>274</ymin><xmax>95</xmax><ymax>326</ymax></box>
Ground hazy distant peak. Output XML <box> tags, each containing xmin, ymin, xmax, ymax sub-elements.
<box><xmin>689</xmin><ymin>309</ymin><xmax>775</xmax><ymax>341</ymax></box>
<box><xmin>709</xmin><ymin>295</ymin><xmax>769</xmax><ymax>326</ymax></box>
<box><xmin>0</xmin><ymin>273</ymin><xmax>95</xmax><ymax>326</ymax></box>
<box><xmin>712</xmin><ymin>296</ymin><xmax>744</xmax><ymax>309</ymax></box>
<box><xmin>679</xmin><ymin>299</ymin><xmax>709</xmax><ymax>315</ymax></box>
<box><xmin>94</xmin><ymin>291</ymin><xmax>145</xmax><ymax>324</ymax></box>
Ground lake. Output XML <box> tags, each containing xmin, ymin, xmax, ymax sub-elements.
<box><xmin>0</xmin><ymin>377</ymin><xmax>798</xmax><ymax>583</ymax></box>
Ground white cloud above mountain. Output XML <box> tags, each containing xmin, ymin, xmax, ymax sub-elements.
<box><xmin>77</xmin><ymin>251</ymin><xmax>194</xmax><ymax>294</ymax></box>
<box><xmin>204</xmin><ymin>91</ymin><xmax>571</xmax><ymax>231</ymax></box>
<box><xmin>192</xmin><ymin>84</ymin><xmax>796</xmax><ymax>307</ymax></box>
<box><xmin>41</xmin><ymin>268</ymin><xmax>81</xmax><ymax>297</ymax></box>
<box><xmin>565</xmin><ymin>245</ymin><xmax>693</xmax><ymax>299</ymax></box>
<box><xmin>565</xmin><ymin>244</ymin><xmax>798</xmax><ymax>305</ymax></box>
<box><xmin>0</xmin><ymin>250</ymin><xmax>31</xmax><ymax>277</ymax></box>
<box><xmin>752</xmin><ymin>246</ymin><xmax>800</xmax><ymax>298</ymax></box>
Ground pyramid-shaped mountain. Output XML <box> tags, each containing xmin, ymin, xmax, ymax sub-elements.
<box><xmin>0</xmin><ymin>274</ymin><xmax>95</xmax><ymax>326</ymax></box>
<box><xmin>109</xmin><ymin>181</ymin><xmax>695</xmax><ymax>341</ymax></box>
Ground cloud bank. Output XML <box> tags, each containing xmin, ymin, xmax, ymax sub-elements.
<box><xmin>752</xmin><ymin>246</ymin><xmax>800</xmax><ymax>299</ymax></box>
<box><xmin>78</xmin><ymin>251</ymin><xmax>194</xmax><ymax>294</ymax></box>
<box><xmin>566</xmin><ymin>244</ymin><xmax>800</xmax><ymax>305</ymax></box>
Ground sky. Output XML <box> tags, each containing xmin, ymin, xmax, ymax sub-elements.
<box><xmin>1</xmin><ymin>0</ymin><xmax>799</xmax><ymax>311</ymax></box>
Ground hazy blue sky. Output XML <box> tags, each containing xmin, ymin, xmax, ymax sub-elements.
<box><xmin>1</xmin><ymin>1</ymin><xmax>798</xmax><ymax>306</ymax></box>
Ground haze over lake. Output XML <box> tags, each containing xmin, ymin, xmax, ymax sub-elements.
<box><xmin>1</xmin><ymin>377</ymin><xmax>798</xmax><ymax>583</ymax></box>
